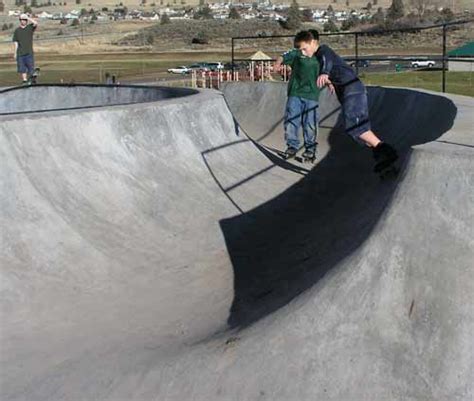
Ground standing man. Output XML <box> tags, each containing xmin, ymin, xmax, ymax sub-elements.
<box><xmin>12</xmin><ymin>14</ymin><xmax>38</xmax><ymax>85</ymax></box>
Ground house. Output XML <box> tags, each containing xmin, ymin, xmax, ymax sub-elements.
<box><xmin>448</xmin><ymin>42</ymin><xmax>474</xmax><ymax>72</ymax></box>
<box><xmin>37</xmin><ymin>11</ymin><xmax>53</xmax><ymax>19</ymax></box>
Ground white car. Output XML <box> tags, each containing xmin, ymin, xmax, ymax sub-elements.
<box><xmin>167</xmin><ymin>66</ymin><xmax>190</xmax><ymax>74</ymax></box>
<box><xmin>411</xmin><ymin>60</ymin><xmax>435</xmax><ymax>68</ymax></box>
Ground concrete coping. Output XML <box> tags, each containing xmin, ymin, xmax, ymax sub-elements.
<box><xmin>0</xmin><ymin>84</ymin><xmax>199</xmax><ymax>116</ymax></box>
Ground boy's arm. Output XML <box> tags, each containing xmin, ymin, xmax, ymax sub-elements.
<box><xmin>275</xmin><ymin>49</ymin><xmax>297</xmax><ymax>73</ymax></box>
<box><xmin>316</xmin><ymin>45</ymin><xmax>334</xmax><ymax>88</ymax></box>
<box><xmin>30</xmin><ymin>17</ymin><xmax>38</xmax><ymax>28</ymax></box>
<box><xmin>12</xmin><ymin>42</ymin><xmax>18</xmax><ymax>60</ymax></box>
<box><xmin>12</xmin><ymin>31</ymin><xmax>18</xmax><ymax>60</ymax></box>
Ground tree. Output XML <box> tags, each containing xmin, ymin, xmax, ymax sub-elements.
<box><xmin>327</xmin><ymin>4</ymin><xmax>334</xmax><ymax>13</ymax></box>
<box><xmin>160</xmin><ymin>12</ymin><xmax>170</xmax><ymax>23</ymax></box>
<box><xmin>228</xmin><ymin>6</ymin><xmax>240</xmax><ymax>19</ymax></box>
<box><xmin>323</xmin><ymin>19</ymin><xmax>339</xmax><ymax>32</ymax></box>
<box><xmin>71</xmin><ymin>18</ymin><xmax>80</xmax><ymax>26</ymax></box>
<box><xmin>2</xmin><ymin>23</ymin><xmax>9</xmax><ymax>30</ymax></box>
<box><xmin>373</xmin><ymin>0</ymin><xmax>377</xmax><ymax>4</ymax></box>
<box><xmin>283</xmin><ymin>0</ymin><xmax>301</xmax><ymax>30</ymax></box>
<box><xmin>31</xmin><ymin>0</ymin><xmax>38</xmax><ymax>7</ymax></box>
<box><xmin>23</xmin><ymin>4</ymin><xmax>32</xmax><ymax>13</ymax></box>
<box><xmin>345</xmin><ymin>0</ymin><xmax>349</xmax><ymax>6</ymax></box>
<box><xmin>76</xmin><ymin>0</ymin><xmax>81</xmax><ymax>4</ymax></box>
<box><xmin>387</xmin><ymin>0</ymin><xmax>404</xmax><ymax>20</ymax></box>
<box><xmin>371</xmin><ymin>6</ymin><xmax>384</xmax><ymax>23</ymax></box>
<box><xmin>0</xmin><ymin>1</ymin><xmax>5</xmax><ymax>12</ymax></box>
<box><xmin>194</xmin><ymin>4</ymin><xmax>213</xmax><ymax>19</ymax></box>
<box><xmin>366</xmin><ymin>2</ymin><xmax>372</xmax><ymax>10</ymax></box>
<box><xmin>302</xmin><ymin>8</ymin><xmax>313</xmax><ymax>22</ymax></box>
<box><xmin>439</xmin><ymin>7</ymin><xmax>454</xmax><ymax>22</ymax></box>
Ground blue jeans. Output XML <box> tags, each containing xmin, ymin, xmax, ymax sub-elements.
<box><xmin>284</xmin><ymin>96</ymin><xmax>318</xmax><ymax>151</ymax></box>
<box><xmin>335</xmin><ymin>79</ymin><xmax>371</xmax><ymax>141</ymax></box>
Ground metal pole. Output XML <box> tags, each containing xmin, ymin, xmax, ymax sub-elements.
<box><xmin>442</xmin><ymin>24</ymin><xmax>447</xmax><ymax>93</ymax></box>
<box><xmin>231</xmin><ymin>38</ymin><xmax>235</xmax><ymax>80</ymax></box>
<box><xmin>355</xmin><ymin>33</ymin><xmax>359</xmax><ymax>76</ymax></box>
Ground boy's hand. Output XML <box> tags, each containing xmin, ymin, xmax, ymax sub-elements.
<box><xmin>327</xmin><ymin>83</ymin><xmax>335</xmax><ymax>94</ymax></box>
<box><xmin>274</xmin><ymin>56</ymin><xmax>284</xmax><ymax>73</ymax></box>
<box><xmin>317</xmin><ymin>74</ymin><xmax>330</xmax><ymax>88</ymax></box>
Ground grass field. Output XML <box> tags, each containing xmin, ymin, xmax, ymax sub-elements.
<box><xmin>360</xmin><ymin>70</ymin><xmax>474</xmax><ymax>97</ymax></box>
<box><xmin>0</xmin><ymin>52</ymin><xmax>473</xmax><ymax>97</ymax></box>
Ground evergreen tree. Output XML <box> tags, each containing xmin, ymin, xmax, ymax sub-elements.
<box><xmin>228</xmin><ymin>6</ymin><xmax>240</xmax><ymax>19</ymax></box>
<box><xmin>284</xmin><ymin>0</ymin><xmax>302</xmax><ymax>30</ymax></box>
<box><xmin>371</xmin><ymin>6</ymin><xmax>384</xmax><ymax>23</ymax></box>
<box><xmin>160</xmin><ymin>12</ymin><xmax>170</xmax><ymax>23</ymax></box>
<box><xmin>387</xmin><ymin>0</ymin><xmax>404</xmax><ymax>20</ymax></box>
<box><xmin>323</xmin><ymin>19</ymin><xmax>338</xmax><ymax>32</ymax></box>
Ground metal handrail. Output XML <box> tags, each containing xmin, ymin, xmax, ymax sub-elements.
<box><xmin>231</xmin><ymin>19</ymin><xmax>474</xmax><ymax>92</ymax></box>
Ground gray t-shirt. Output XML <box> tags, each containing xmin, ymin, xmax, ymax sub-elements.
<box><xmin>12</xmin><ymin>24</ymin><xmax>36</xmax><ymax>57</ymax></box>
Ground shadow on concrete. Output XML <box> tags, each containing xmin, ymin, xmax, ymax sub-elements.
<box><xmin>219</xmin><ymin>86</ymin><xmax>457</xmax><ymax>329</ymax></box>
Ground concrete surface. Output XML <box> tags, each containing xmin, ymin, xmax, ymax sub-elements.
<box><xmin>0</xmin><ymin>84</ymin><xmax>197</xmax><ymax>115</ymax></box>
<box><xmin>0</xmin><ymin>83</ymin><xmax>472</xmax><ymax>401</ymax></box>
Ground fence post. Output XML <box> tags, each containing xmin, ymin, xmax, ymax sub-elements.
<box><xmin>231</xmin><ymin>37</ymin><xmax>235</xmax><ymax>80</ymax></box>
<box><xmin>442</xmin><ymin>24</ymin><xmax>447</xmax><ymax>93</ymax></box>
<box><xmin>355</xmin><ymin>32</ymin><xmax>359</xmax><ymax>77</ymax></box>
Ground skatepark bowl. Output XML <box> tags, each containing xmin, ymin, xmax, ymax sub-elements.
<box><xmin>1</xmin><ymin>83</ymin><xmax>473</xmax><ymax>401</ymax></box>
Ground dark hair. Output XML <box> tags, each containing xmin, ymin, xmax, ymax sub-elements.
<box><xmin>294</xmin><ymin>30</ymin><xmax>314</xmax><ymax>45</ymax></box>
<box><xmin>308</xmin><ymin>29</ymin><xmax>320</xmax><ymax>41</ymax></box>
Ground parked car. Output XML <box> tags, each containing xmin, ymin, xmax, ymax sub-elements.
<box><xmin>167</xmin><ymin>66</ymin><xmax>190</xmax><ymax>74</ymax></box>
<box><xmin>411</xmin><ymin>60</ymin><xmax>435</xmax><ymax>68</ymax></box>
<box><xmin>349</xmin><ymin>59</ymin><xmax>370</xmax><ymax>68</ymax></box>
<box><xmin>223</xmin><ymin>62</ymin><xmax>247</xmax><ymax>71</ymax></box>
<box><xmin>187</xmin><ymin>63</ymin><xmax>210</xmax><ymax>72</ymax></box>
<box><xmin>206</xmin><ymin>62</ymin><xmax>224</xmax><ymax>71</ymax></box>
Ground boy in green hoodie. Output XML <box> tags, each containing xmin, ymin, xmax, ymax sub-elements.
<box><xmin>274</xmin><ymin>31</ymin><xmax>325</xmax><ymax>161</ymax></box>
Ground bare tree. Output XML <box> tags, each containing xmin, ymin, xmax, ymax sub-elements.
<box><xmin>410</xmin><ymin>0</ymin><xmax>433</xmax><ymax>18</ymax></box>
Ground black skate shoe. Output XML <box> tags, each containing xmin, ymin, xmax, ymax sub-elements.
<box><xmin>302</xmin><ymin>148</ymin><xmax>316</xmax><ymax>163</ymax></box>
<box><xmin>373</xmin><ymin>142</ymin><xmax>399</xmax><ymax>178</ymax></box>
<box><xmin>283</xmin><ymin>146</ymin><xmax>298</xmax><ymax>160</ymax></box>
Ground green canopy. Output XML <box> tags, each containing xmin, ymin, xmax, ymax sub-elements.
<box><xmin>448</xmin><ymin>42</ymin><xmax>474</xmax><ymax>57</ymax></box>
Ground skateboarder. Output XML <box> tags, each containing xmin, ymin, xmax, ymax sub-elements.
<box><xmin>308</xmin><ymin>29</ymin><xmax>398</xmax><ymax>173</ymax></box>
<box><xmin>274</xmin><ymin>31</ymin><xmax>324</xmax><ymax>162</ymax></box>
<box><xmin>12</xmin><ymin>14</ymin><xmax>38</xmax><ymax>85</ymax></box>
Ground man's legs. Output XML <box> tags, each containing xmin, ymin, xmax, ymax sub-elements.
<box><xmin>301</xmin><ymin>98</ymin><xmax>318</xmax><ymax>154</ymax></box>
<box><xmin>17</xmin><ymin>54</ymin><xmax>34</xmax><ymax>84</ymax></box>
<box><xmin>17</xmin><ymin>55</ymin><xmax>28</xmax><ymax>83</ymax></box>
<box><xmin>25</xmin><ymin>54</ymin><xmax>35</xmax><ymax>83</ymax></box>
<box><xmin>341</xmin><ymin>89</ymin><xmax>398</xmax><ymax>169</ymax></box>
<box><xmin>284</xmin><ymin>96</ymin><xmax>303</xmax><ymax>151</ymax></box>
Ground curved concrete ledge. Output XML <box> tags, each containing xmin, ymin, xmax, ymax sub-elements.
<box><xmin>0</xmin><ymin>83</ymin><xmax>472</xmax><ymax>401</ymax></box>
<box><xmin>0</xmin><ymin>84</ymin><xmax>198</xmax><ymax>115</ymax></box>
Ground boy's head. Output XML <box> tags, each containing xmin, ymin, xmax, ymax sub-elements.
<box><xmin>294</xmin><ymin>30</ymin><xmax>319</xmax><ymax>57</ymax></box>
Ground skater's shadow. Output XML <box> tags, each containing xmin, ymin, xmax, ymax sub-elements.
<box><xmin>219</xmin><ymin>86</ymin><xmax>457</xmax><ymax>329</ymax></box>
